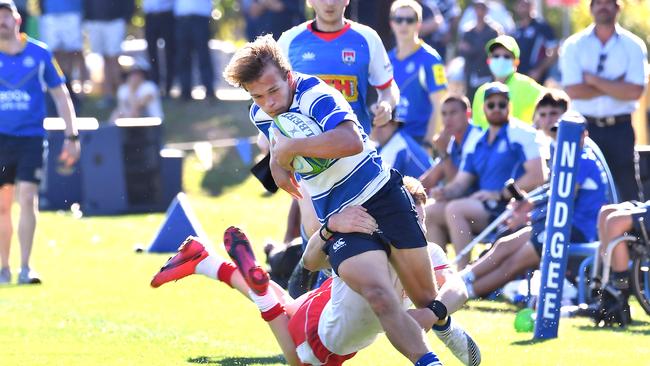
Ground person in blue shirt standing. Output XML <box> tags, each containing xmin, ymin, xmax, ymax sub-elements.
<box><xmin>388</xmin><ymin>0</ymin><xmax>447</xmax><ymax>148</ymax></box>
<box><xmin>0</xmin><ymin>0</ymin><xmax>79</xmax><ymax>285</ymax></box>
<box><xmin>436</xmin><ymin>82</ymin><xmax>545</xmax><ymax>269</ymax></box>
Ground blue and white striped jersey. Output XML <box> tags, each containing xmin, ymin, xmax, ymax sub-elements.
<box><xmin>250</xmin><ymin>72</ymin><xmax>390</xmax><ymax>222</ymax></box>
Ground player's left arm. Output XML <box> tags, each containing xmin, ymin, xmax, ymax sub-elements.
<box><xmin>49</xmin><ymin>84</ymin><xmax>80</xmax><ymax>167</ymax></box>
<box><xmin>303</xmin><ymin>206</ymin><xmax>378</xmax><ymax>271</ymax></box>
<box><xmin>271</xmin><ymin>121</ymin><xmax>363</xmax><ymax>170</ymax></box>
<box><xmin>365</xmin><ymin>27</ymin><xmax>399</xmax><ymax>127</ymax></box>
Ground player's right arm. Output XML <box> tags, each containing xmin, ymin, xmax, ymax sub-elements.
<box><xmin>302</xmin><ymin>206</ymin><xmax>378</xmax><ymax>271</ymax></box>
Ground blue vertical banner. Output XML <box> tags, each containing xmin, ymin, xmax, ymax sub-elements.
<box><xmin>235</xmin><ymin>138</ymin><xmax>253</xmax><ymax>165</ymax></box>
<box><xmin>534</xmin><ymin>114</ymin><xmax>585</xmax><ymax>339</ymax></box>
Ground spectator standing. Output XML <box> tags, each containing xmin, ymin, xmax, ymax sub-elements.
<box><xmin>458</xmin><ymin>0</ymin><xmax>502</xmax><ymax>102</ymax></box>
<box><xmin>472</xmin><ymin>35</ymin><xmax>544</xmax><ymax>129</ymax></box>
<box><xmin>420</xmin><ymin>0</ymin><xmax>461</xmax><ymax>60</ymax></box>
<box><xmin>83</xmin><ymin>0</ymin><xmax>134</xmax><ymax>108</ymax></box>
<box><xmin>143</xmin><ymin>0</ymin><xmax>175</xmax><ymax>97</ymax></box>
<box><xmin>110</xmin><ymin>63</ymin><xmax>164</xmax><ymax>122</ymax></box>
<box><xmin>511</xmin><ymin>0</ymin><xmax>558</xmax><ymax>83</ymax></box>
<box><xmin>242</xmin><ymin>0</ymin><xmax>304</xmax><ymax>41</ymax></box>
<box><xmin>458</xmin><ymin>0</ymin><xmax>514</xmax><ymax>35</ymax></box>
<box><xmin>389</xmin><ymin>0</ymin><xmax>447</xmax><ymax>146</ymax></box>
<box><xmin>0</xmin><ymin>0</ymin><xmax>79</xmax><ymax>285</ymax></box>
<box><xmin>560</xmin><ymin>0</ymin><xmax>648</xmax><ymax>202</ymax></box>
<box><xmin>174</xmin><ymin>0</ymin><xmax>215</xmax><ymax>101</ymax></box>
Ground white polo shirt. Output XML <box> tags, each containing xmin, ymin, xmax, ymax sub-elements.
<box><xmin>560</xmin><ymin>24</ymin><xmax>648</xmax><ymax>118</ymax></box>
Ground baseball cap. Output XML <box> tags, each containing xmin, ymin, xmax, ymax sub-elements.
<box><xmin>483</xmin><ymin>82</ymin><xmax>509</xmax><ymax>100</ymax></box>
<box><xmin>485</xmin><ymin>35</ymin><xmax>521</xmax><ymax>59</ymax></box>
<box><xmin>473</xmin><ymin>0</ymin><xmax>488</xmax><ymax>6</ymax></box>
<box><xmin>0</xmin><ymin>0</ymin><xmax>17</xmax><ymax>13</ymax></box>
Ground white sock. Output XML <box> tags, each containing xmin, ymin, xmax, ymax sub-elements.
<box><xmin>460</xmin><ymin>269</ymin><xmax>475</xmax><ymax>284</ymax></box>
<box><xmin>249</xmin><ymin>289</ymin><xmax>280</xmax><ymax>312</ymax></box>
<box><xmin>466</xmin><ymin>282</ymin><xmax>476</xmax><ymax>299</ymax></box>
<box><xmin>194</xmin><ymin>254</ymin><xmax>224</xmax><ymax>279</ymax></box>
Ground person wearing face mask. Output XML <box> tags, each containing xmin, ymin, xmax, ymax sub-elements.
<box><xmin>437</xmin><ymin>82</ymin><xmax>545</xmax><ymax>269</ymax></box>
<box><xmin>471</xmin><ymin>35</ymin><xmax>545</xmax><ymax>130</ymax></box>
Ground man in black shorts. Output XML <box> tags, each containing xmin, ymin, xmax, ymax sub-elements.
<box><xmin>0</xmin><ymin>0</ymin><xmax>79</xmax><ymax>285</ymax></box>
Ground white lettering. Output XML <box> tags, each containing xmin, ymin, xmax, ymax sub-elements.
<box><xmin>557</xmin><ymin>171</ymin><xmax>573</xmax><ymax>198</ymax></box>
<box><xmin>543</xmin><ymin>293</ymin><xmax>557</xmax><ymax>319</ymax></box>
<box><xmin>550</xmin><ymin>232</ymin><xmax>565</xmax><ymax>258</ymax></box>
<box><xmin>546</xmin><ymin>262</ymin><xmax>561</xmax><ymax>289</ymax></box>
<box><xmin>560</xmin><ymin>141</ymin><xmax>577</xmax><ymax>168</ymax></box>
<box><xmin>553</xmin><ymin>202</ymin><xmax>568</xmax><ymax>228</ymax></box>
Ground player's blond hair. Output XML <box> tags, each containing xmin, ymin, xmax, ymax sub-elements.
<box><xmin>223</xmin><ymin>34</ymin><xmax>292</xmax><ymax>89</ymax></box>
<box><xmin>390</xmin><ymin>0</ymin><xmax>423</xmax><ymax>22</ymax></box>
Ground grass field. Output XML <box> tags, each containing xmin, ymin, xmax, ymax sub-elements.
<box><xmin>1</xmin><ymin>158</ymin><xmax>649</xmax><ymax>365</ymax></box>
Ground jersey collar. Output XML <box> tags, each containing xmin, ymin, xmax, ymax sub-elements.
<box><xmin>307</xmin><ymin>20</ymin><xmax>352</xmax><ymax>42</ymax></box>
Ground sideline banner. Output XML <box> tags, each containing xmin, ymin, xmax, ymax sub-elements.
<box><xmin>534</xmin><ymin>114</ymin><xmax>585</xmax><ymax>339</ymax></box>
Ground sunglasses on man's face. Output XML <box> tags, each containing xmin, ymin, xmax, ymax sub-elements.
<box><xmin>596</xmin><ymin>53</ymin><xmax>607</xmax><ymax>74</ymax></box>
<box><xmin>486</xmin><ymin>101</ymin><xmax>508</xmax><ymax>110</ymax></box>
<box><xmin>391</xmin><ymin>16</ymin><xmax>417</xmax><ymax>25</ymax></box>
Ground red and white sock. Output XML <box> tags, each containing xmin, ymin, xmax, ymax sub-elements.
<box><xmin>195</xmin><ymin>254</ymin><xmax>237</xmax><ymax>287</ymax></box>
<box><xmin>249</xmin><ymin>289</ymin><xmax>285</xmax><ymax>322</ymax></box>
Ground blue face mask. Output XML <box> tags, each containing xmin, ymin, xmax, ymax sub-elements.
<box><xmin>489</xmin><ymin>58</ymin><xmax>515</xmax><ymax>79</ymax></box>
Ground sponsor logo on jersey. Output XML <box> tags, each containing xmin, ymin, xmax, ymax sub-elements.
<box><xmin>318</xmin><ymin>74</ymin><xmax>358</xmax><ymax>102</ymax></box>
<box><xmin>342</xmin><ymin>49</ymin><xmax>356</xmax><ymax>64</ymax></box>
<box><xmin>23</xmin><ymin>56</ymin><xmax>35</xmax><ymax>68</ymax></box>
<box><xmin>433</xmin><ymin>64</ymin><xmax>447</xmax><ymax>85</ymax></box>
<box><xmin>302</xmin><ymin>52</ymin><xmax>316</xmax><ymax>61</ymax></box>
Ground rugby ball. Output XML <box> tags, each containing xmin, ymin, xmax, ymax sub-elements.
<box><xmin>271</xmin><ymin>112</ymin><xmax>332</xmax><ymax>174</ymax></box>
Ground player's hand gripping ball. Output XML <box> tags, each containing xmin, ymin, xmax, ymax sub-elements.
<box><xmin>271</xmin><ymin>112</ymin><xmax>332</xmax><ymax>174</ymax></box>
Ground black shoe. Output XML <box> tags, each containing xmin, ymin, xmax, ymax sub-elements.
<box><xmin>594</xmin><ymin>286</ymin><xmax>632</xmax><ymax>327</ymax></box>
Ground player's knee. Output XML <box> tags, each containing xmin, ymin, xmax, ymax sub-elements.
<box><xmin>605</xmin><ymin>213</ymin><xmax>633</xmax><ymax>235</ymax></box>
<box><xmin>360</xmin><ymin>284</ymin><xmax>398</xmax><ymax>316</ymax></box>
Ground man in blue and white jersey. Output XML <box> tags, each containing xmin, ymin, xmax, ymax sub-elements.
<box><xmin>432</xmin><ymin>82</ymin><xmax>545</xmax><ymax>269</ymax></box>
<box><xmin>388</xmin><ymin>0</ymin><xmax>447</xmax><ymax>146</ymax></box>
<box><xmin>223</xmin><ymin>35</ymin><xmax>446</xmax><ymax>366</ymax></box>
<box><xmin>374</xmin><ymin>119</ymin><xmax>433</xmax><ymax>178</ymax></box>
<box><xmin>277</xmin><ymin>0</ymin><xmax>398</xmax><ymax>135</ymax></box>
<box><xmin>0</xmin><ymin>0</ymin><xmax>79</xmax><ymax>285</ymax></box>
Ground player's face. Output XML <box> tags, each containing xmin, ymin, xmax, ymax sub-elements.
<box><xmin>484</xmin><ymin>94</ymin><xmax>510</xmax><ymax>126</ymax></box>
<box><xmin>309</xmin><ymin>0</ymin><xmax>349</xmax><ymax>25</ymax></box>
<box><xmin>590</xmin><ymin>0</ymin><xmax>619</xmax><ymax>25</ymax></box>
<box><xmin>441</xmin><ymin>101</ymin><xmax>468</xmax><ymax>134</ymax></box>
<box><xmin>390</xmin><ymin>7</ymin><xmax>420</xmax><ymax>40</ymax></box>
<box><xmin>0</xmin><ymin>8</ymin><xmax>18</xmax><ymax>40</ymax></box>
<box><xmin>244</xmin><ymin>65</ymin><xmax>292</xmax><ymax>118</ymax></box>
<box><xmin>534</xmin><ymin>105</ymin><xmax>563</xmax><ymax>137</ymax></box>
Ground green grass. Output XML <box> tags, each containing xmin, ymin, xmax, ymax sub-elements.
<box><xmin>1</xmin><ymin>160</ymin><xmax>648</xmax><ymax>365</ymax></box>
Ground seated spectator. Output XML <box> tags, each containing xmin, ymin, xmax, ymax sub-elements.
<box><xmin>421</xmin><ymin>95</ymin><xmax>482</xmax><ymax>248</ymax></box>
<box><xmin>440</xmin><ymin>83</ymin><xmax>544</xmax><ymax>269</ymax></box>
<box><xmin>460</xmin><ymin>90</ymin><xmax>608</xmax><ymax>299</ymax></box>
<box><xmin>388</xmin><ymin>0</ymin><xmax>447</xmax><ymax>146</ymax></box>
<box><xmin>511</xmin><ymin>0</ymin><xmax>558</xmax><ymax>84</ymax></box>
<box><xmin>472</xmin><ymin>35</ymin><xmax>545</xmax><ymax>129</ymax></box>
<box><xmin>110</xmin><ymin>62</ymin><xmax>163</xmax><ymax>121</ymax></box>
<box><xmin>374</xmin><ymin>119</ymin><xmax>434</xmax><ymax>178</ymax></box>
<box><xmin>458</xmin><ymin>0</ymin><xmax>502</xmax><ymax>102</ymax></box>
<box><xmin>584</xmin><ymin>201</ymin><xmax>645</xmax><ymax>326</ymax></box>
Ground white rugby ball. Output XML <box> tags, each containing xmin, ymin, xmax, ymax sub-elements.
<box><xmin>272</xmin><ymin>112</ymin><xmax>332</xmax><ymax>174</ymax></box>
